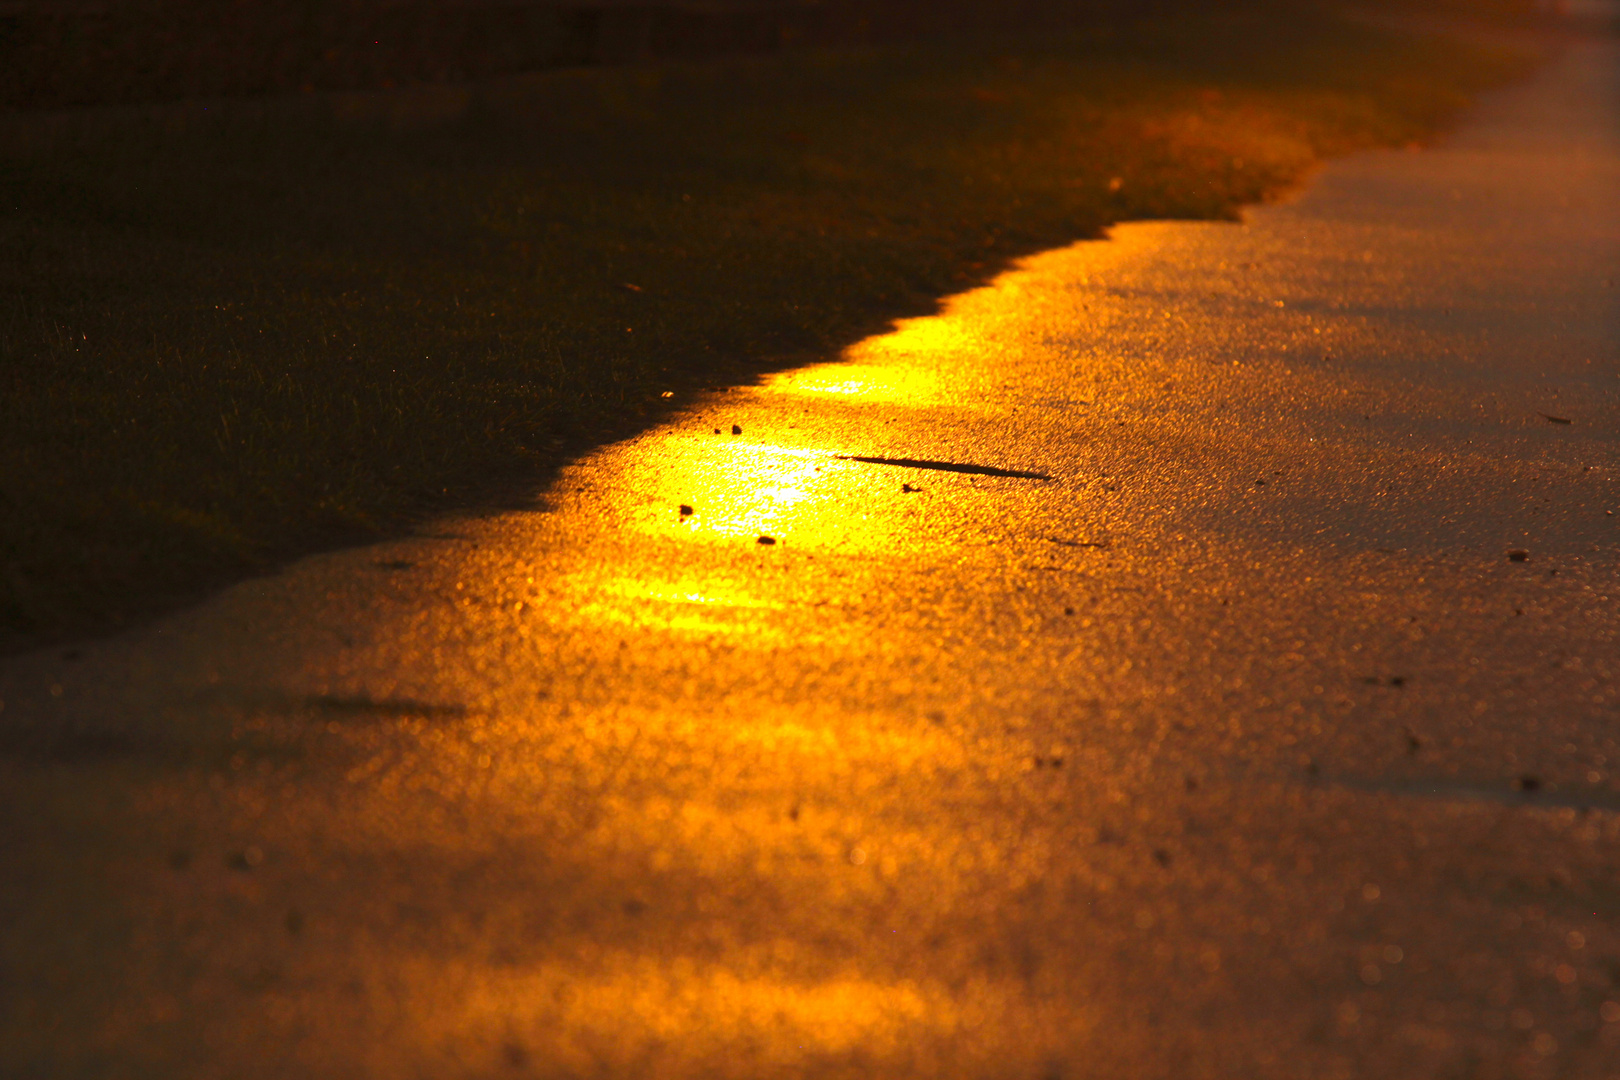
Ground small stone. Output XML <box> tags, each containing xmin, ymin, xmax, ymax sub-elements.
<box><xmin>228</xmin><ymin>846</ymin><xmax>264</xmax><ymax>871</ymax></box>
<box><xmin>757</xmin><ymin>535</ymin><xmax>776</xmax><ymax>545</ymax></box>
<box><xmin>1508</xmin><ymin>549</ymin><xmax>1530</xmax><ymax>562</ymax></box>
<box><xmin>679</xmin><ymin>505</ymin><xmax>694</xmax><ymax>516</ymax></box>
<box><xmin>732</xmin><ymin>424</ymin><xmax>743</xmax><ymax>435</ymax></box>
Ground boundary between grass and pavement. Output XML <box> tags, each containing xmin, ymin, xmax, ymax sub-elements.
<box><xmin>0</xmin><ymin>1</ymin><xmax>1549</xmax><ymax>652</ymax></box>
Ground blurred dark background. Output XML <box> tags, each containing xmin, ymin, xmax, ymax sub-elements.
<box><xmin>0</xmin><ymin>0</ymin><xmax>1557</xmax><ymax>110</ymax></box>
<box><xmin>0</xmin><ymin>0</ymin><xmax>1271</xmax><ymax>109</ymax></box>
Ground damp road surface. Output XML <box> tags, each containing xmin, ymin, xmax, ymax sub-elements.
<box><xmin>3</xmin><ymin>24</ymin><xmax>1619</xmax><ymax>1080</ymax></box>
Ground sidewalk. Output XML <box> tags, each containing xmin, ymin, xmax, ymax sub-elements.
<box><xmin>2</xmin><ymin>19</ymin><xmax>1616</xmax><ymax>1080</ymax></box>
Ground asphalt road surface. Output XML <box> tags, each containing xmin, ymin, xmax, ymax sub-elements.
<box><xmin>3</xmin><ymin>21</ymin><xmax>1617</xmax><ymax>1080</ymax></box>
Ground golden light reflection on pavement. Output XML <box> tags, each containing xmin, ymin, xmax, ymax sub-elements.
<box><xmin>625</xmin><ymin>440</ymin><xmax>835</xmax><ymax>539</ymax></box>
<box><xmin>765</xmin><ymin>362</ymin><xmax>946</xmax><ymax>405</ymax></box>
<box><xmin>3</xmin><ymin>40</ymin><xmax>1619</xmax><ymax>1079</ymax></box>
<box><xmin>571</xmin><ymin>573</ymin><xmax>787</xmax><ymax>637</ymax></box>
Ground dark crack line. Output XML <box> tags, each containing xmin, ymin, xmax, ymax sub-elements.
<box><xmin>836</xmin><ymin>455</ymin><xmax>1051</xmax><ymax>480</ymax></box>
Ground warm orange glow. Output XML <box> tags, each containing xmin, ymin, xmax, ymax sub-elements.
<box><xmin>570</xmin><ymin>573</ymin><xmax>785</xmax><ymax>636</ymax></box>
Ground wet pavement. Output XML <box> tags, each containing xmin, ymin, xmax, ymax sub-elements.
<box><xmin>3</xmin><ymin>23</ymin><xmax>1618</xmax><ymax>1080</ymax></box>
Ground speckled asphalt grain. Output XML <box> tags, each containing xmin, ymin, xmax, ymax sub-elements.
<box><xmin>2</xmin><ymin>27</ymin><xmax>1618</xmax><ymax>1080</ymax></box>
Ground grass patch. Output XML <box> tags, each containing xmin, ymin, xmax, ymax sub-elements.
<box><xmin>0</xmin><ymin>5</ymin><xmax>1532</xmax><ymax>650</ymax></box>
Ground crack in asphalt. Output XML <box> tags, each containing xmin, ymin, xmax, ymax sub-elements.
<box><xmin>836</xmin><ymin>455</ymin><xmax>1052</xmax><ymax>480</ymax></box>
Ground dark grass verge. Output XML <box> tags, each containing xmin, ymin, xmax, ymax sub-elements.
<box><xmin>0</xmin><ymin>4</ymin><xmax>1535</xmax><ymax>652</ymax></box>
